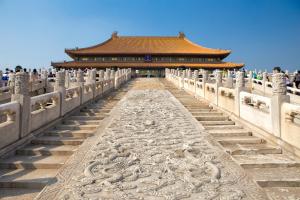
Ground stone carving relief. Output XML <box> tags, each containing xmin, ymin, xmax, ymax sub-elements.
<box><xmin>272</xmin><ymin>73</ymin><xmax>287</xmax><ymax>95</ymax></box>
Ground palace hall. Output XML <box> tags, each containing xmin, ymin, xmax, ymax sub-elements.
<box><xmin>52</xmin><ymin>32</ymin><xmax>244</xmax><ymax>77</ymax></box>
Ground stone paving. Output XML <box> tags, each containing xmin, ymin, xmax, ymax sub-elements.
<box><xmin>38</xmin><ymin>78</ymin><xmax>267</xmax><ymax>199</ymax></box>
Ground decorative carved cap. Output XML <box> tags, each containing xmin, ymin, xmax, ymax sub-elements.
<box><xmin>272</xmin><ymin>73</ymin><xmax>287</xmax><ymax>95</ymax></box>
<box><xmin>111</xmin><ymin>31</ymin><xmax>118</xmax><ymax>39</ymax></box>
<box><xmin>76</xmin><ymin>70</ymin><xmax>84</xmax><ymax>82</ymax></box>
<box><xmin>178</xmin><ymin>32</ymin><xmax>185</xmax><ymax>38</ymax></box>
<box><xmin>236</xmin><ymin>71</ymin><xmax>245</xmax><ymax>88</ymax></box>
<box><xmin>202</xmin><ymin>70</ymin><xmax>208</xmax><ymax>81</ymax></box>
<box><xmin>55</xmin><ymin>71</ymin><xmax>66</xmax><ymax>88</ymax></box>
<box><xmin>215</xmin><ymin>71</ymin><xmax>222</xmax><ymax>84</ymax></box>
<box><xmin>14</xmin><ymin>72</ymin><xmax>29</xmax><ymax>95</ymax></box>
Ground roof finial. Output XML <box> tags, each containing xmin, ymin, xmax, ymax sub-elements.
<box><xmin>111</xmin><ymin>31</ymin><xmax>118</xmax><ymax>39</ymax></box>
<box><xmin>179</xmin><ymin>32</ymin><xmax>185</xmax><ymax>38</ymax></box>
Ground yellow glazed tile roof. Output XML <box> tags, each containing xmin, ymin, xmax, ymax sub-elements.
<box><xmin>66</xmin><ymin>33</ymin><xmax>231</xmax><ymax>56</ymax></box>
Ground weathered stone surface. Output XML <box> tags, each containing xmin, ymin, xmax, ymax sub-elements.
<box><xmin>36</xmin><ymin>79</ymin><xmax>267</xmax><ymax>199</ymax></box>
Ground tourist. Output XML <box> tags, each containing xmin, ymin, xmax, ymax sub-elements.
<box><xmin>32</xmin><ymin>68</ymin><xmax>39</xmax><ymax>81</ymax></box>
<box><xmin>15</xmin><ymin>65</ymin><xmax>22</xmax><ymax>72</ymax></box>
<box><xmin>273</xmin><ymin>66</ymin><xmax>281</xmax><ymax>74</ymax></box>
<box><xmin>294</xmin><ymin>70</ymin><xmax>300</xmax><ymax>89</ymax></box>
<box><xmin>285</xmin><ymin>73</ymin><xmax>293</xmax><ymax>87</ymax></box>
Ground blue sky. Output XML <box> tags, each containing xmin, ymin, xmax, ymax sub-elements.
<box><xmin>0</xmin><ymin>0</ymin><xmax>299</xmax><ymax>71</ymax></box>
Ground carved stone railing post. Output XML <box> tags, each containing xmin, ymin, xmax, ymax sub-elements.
<box><xmin>8</xmin><ymin>72</ymin><xmax>15</xmax><ymax>95</ymax></box>
<box><xmin>87</xmin><ymin>69</ymin><xmax>97</xmax><ymax>98</ymax></box>
<box><xmin>76</xmin><ymin>69</ymin><xmax>85</xmax><ymax>104</ymax></box>
<box><xmin>41</xmin><ymin>69</ymin><xmax>48</xmax><ymax>90</ymax></box>
<box><xmin>215</xmin><ymin>70</ymin><xmax>222</xmax><ymax>105</ymax></box>
<box><xmin>226</xmin><ymin>71</ymin><xmax>234</xmax><ymax>88</ymax></box>
<box><xmin>234</xmin><ymin>71</ymin><xmax>245</xmax><ymax>116</ymax></box>
<box><xmin>11</xmin><ymin>72</ymin><xmax>31</xmax><ymax>138</ymax></box>
<box><xmin>110</xmin><ymin>70</ymin><xmax>115</xmax><ymax>89</ymax></box>
<box><xmin>186</xmin><ymin>69</ymin><xmax>189</xmax><ymax>78</ymax></box>
<box><xmin>99</xmin><ymin>70</ymin><xmax>104</xmax><ymax>81</ymax></box>
<box><xmin>54</xmin><ymin>70</ymin><xmax>66</xmax><ymax>116</ymax></box>
<box><xmin>215</xmin><ymin>70</ymin><xmax>222</xmax><ymax>85</ymax></box>
<box><xmin>187</xmin><ymin>69</ymin><xmax>192</xmax><ymax>79</ymax></box>
<box><xmin>262</xmin><ymin>72</ymin><xmax>267</xmax><ymax>95</ymax></box>
<box><xmin>180</xmin><ymin>70</ymin><xmax>186</xmax><ymax>89</ymax></box>
<box><xmin>248</xmin><ymin>70</ymin><xmax>253</xmax><ymax>90</ymax></box>
<box><xmin>115</xmin><ymin>70</ymin><xmax>120</xmax><ymax>89</ymax></box>
<box><xmin>193</xmin><ymin>70</ymin><xmax>199</xmax><ymax>93</ymax></box>
<box><xmin>65</xmin><ymin>70</ymin><xmax>70</xmax><ymax>88</ymax></box>
<box><xmin>202</xmin><ymin>70</ymin><xmax>208</xmax><ymax>98</ymax></box>
<box><xmin>271</xmin><ymin>73</ymin><xmax>290</xmax><ymax>137</ymax></box>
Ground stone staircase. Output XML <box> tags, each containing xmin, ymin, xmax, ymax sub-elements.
<box><xmin>0</xmin><ymin>86</ymin><xmax>131</xmax><ymax>200</ymax></box>
<box><xmin>163</xmin><ymin>81</ymin><xmax>300</xmax><ymax>200</ymax></box>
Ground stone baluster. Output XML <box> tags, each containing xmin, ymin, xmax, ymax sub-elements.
<box><xmin>215</xmin><ymin>70</ymin><xmax>222</xmax><ymax>85</ymax></box>
<box><xmin>225</xmin><ymin>71</ymin><xmax>233</xmax><ymax>88</ymax></box>
<box><xmin>271</xmin><ymin>73</ymin><xmax>290</xmax><ymax>137</ymax></box>
<box><xmin>234</xmin><ymin>71</ymin><xmax>245</xmax><ymax>116</ymax></box>
<box><xmin>185</xmin><ymin>69</ymin><xmax>188</xmax><ymax>78</ymax></box>
<box><xmin>65</xmin><ymin>70</ymin><xmax>70</xmax><ymax>88</ymax></box>
<box><xmin>214</xmin><ymin>70</ymin><xmax>222</xmax><ymax>105</ymax></box>
<box><xmin>76</xmin><ymin>69</ymin><xmax>85</xmax><ymax>104</ymax></box>
<box><xmin>90</xmin><ymin>69</ymin><xmax>97</xmax><ymax>98</ymax></box>
<box><xmin>115</xmin><ymin>70</ymin><xmax>120</xmax><ymax>89</ymax></box>
<box><xmin>193</xmin><ymin>70</ymin><xmax>199</xmax><ymax>93</ymax></box>
<box><xmin>248</xmin><ymin>70</ymin><xmax>253</xmax><ymax>90</ymax></box>
<box><xmin>99</xmin><ymin>70</ymin><xmax>104</xmax><ymax>81</ymax></box>
<box><xmin>187</xmin><ymin>69</ymin><xmax>192</xmax><ymax>79</ymax></box>
<box><xmin>8</xmin><ymin>72</ymin><xmax>15</xmax><ymax>95</ymax></box>
<box><xmin>110</xmin><ymin>70</ymin><xmax>115</xmax><ymax>89</ymax></box>
<box><xmin>11</xmin><ymin>72</ymin><xmax>31</xmax><ymax>137</ymax></box>
<box><xmin>262</xmin><ymin>72</ymin><xmax>267</xmax><ymax>95</ymax></box>
<box><xmin>202</xmin><ymin>70</ymin><xmax>208</xmax><ymax>98</ymax></box>
<box><xmin>54</xmin><ymin>70</ymin><xmax>66</xmax><ymax>115</ymax></box>
<box><xmin>180</xmin><ymin>70</ymin><xmax>186</xmax><ymax>89</ymax></box>
<box><xmin>41</xmin><ymin>69</ymin><xmax>48</xmax><ymax>79</ymax></box>
<box><xmin>194</xmin><ymin>70</ymin><xmax>199</xmax><ymax>79</ymax></box>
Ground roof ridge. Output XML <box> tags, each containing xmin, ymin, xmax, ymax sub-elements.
<box><xmin>118</xmin><ymin>35</ymin><xmax>179</xmax><ymax>38</ymax></box>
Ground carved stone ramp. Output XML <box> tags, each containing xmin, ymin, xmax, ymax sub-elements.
<box><xmin>0</xmin><ymin>82</ymin><xmax>133</xmax><ymax>200</ymax></box>
<box><xmin>36</xmin><ymin>78</ymin><xmax>266</xmax><ymax>200</ymax></box>
<box><xmin>163</xmin><ymin>79</ymin><xmax>300</xmax><ymax>200</ymax></box>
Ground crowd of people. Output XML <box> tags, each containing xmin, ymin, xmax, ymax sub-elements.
<box><xmin>1</xmin><ymin>65</ymin><xmax>300</xmax><ymax>89</ymax></box>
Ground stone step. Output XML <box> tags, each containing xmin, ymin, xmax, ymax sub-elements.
<box><xmin>81</xmin><ymin>108</ymin><xmax>111</xmax><ymax>113</ymax></box>
<box><xmin>246</xmin><ymin>167</ymin><xmax>300</xmax><ymax>187</ymax></box>
<box><xmin>200</xmin><ymin>121</ymin><xmax>235</xmax><ymax>126</ymax></box>
<box><xmin>16</xmin><ymin>144</ymin><xmax>77</xmax><ymax>156</ymax></box>
<box><xmin>187</xmin><ymin>109</ymin><xmax>218</xmax><ymax>112</ymax></box>
<box><xmin>0</xmin><ymin>155</ymin><xmax>68</xmax><ymax>169</ymax></box>
<box><xmin>208</xmin><ymin>129</ymin><xmax>252</xmax><ymax>137</ymax></box>
<box><xmin>77</xmin><ymin>112</ymin><xmax>108</xmax><ymax>117</ymax></box>
<box><xmin>55</xmin><ymin>124</ymin><xmax>98</xmax><ymax>130</ymax></box>
<box><xmin>31</xmin><ymin>136</ymin><xmax>84</xmax><ymax>145</ymax></box>
<box><xmin>45</xmin><ymin>129</ymin><xmax>94</xmax><ymax>138</ymax></box>
<box><xmin>0</xmin><ymin>188</ymin><xmax>40</xmax><ymax>200</ymax></box>
<box><xmin>223</xmin><ymin>144</ymin><xmax>282</xmax><ymax>155</ymax></box>
<box><xmin>196</xmin><ymin>116</ymin><xmax>229</xmax><ymax>121</ymax></box>
<box><xmin>233</xmin><ymin>154</ymin><xmax>300</xmax><ymax>169</ymax></box>
<box><xmin>264</xmin><ymin>187</ymin><xmax>300</xmax><ymax>200</ymax></box>
<box><xmin>63</xmin><ymin>120</ymin><xmax>100</xmax><ymax>125</ymax></box>
<box><xmin>69</xmin><ymin>116</ymin><xmax>105</xmax><ymax>120</ymax></box>
<box><xmin>216</xmin><ymin>136</ymin><xmax>264</xmax><ymax>145</ymax></box>
<box><xmin>204</xmin><ymin>125</ymin><xmax>244</xmax><ymax>130</ymax></box>
<box><xmin>185</xmin><ymin>106</ymin><xmax>210</xmax><ymax>109</ymax></box>
<box><xmin>0</xmin><ymin>169</ymin><xmax>57</xmax><ymax>189</ymax></box>
<box><xmin>191</xmin><ymin>112</ymin><xmax>224</xmax><ymax>116</ymax></box>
